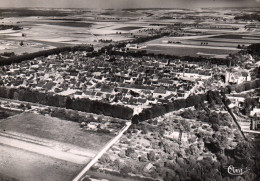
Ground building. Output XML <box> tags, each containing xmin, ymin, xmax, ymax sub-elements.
<box><xmin>225</xmin><ymin>71</ymin><xmax>251</xmax><ymax>84</ymax></box>
<box><xmin>250</xmin><ymin>108</ymin><xmax>260</xmax><ymax>118</ymax></box>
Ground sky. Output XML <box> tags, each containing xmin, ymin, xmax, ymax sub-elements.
<box><xmin>0</xmin><ymin>0</ymin><xmax>259</xmax><ymax>9</ymax></box>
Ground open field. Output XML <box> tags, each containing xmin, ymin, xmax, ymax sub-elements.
<box><xmin>0</xmin><ymin>16</ymin><xmax>141</xmax><ymax>54</ymax></box>
<box><xmin>2</xmin><ymin>8</ymin><xmax>257</xmax><ymax>56</ymax></box>
<box><xmin>0</xmin><ymin>112</ymin><xmax>113</xmax><ymax>151</ymax></box>
<box><xmin>0</xmin><ymin>132</ymin><xmax>92</xmax><ymax>164</ymax></box>
<box><xmin>0</xmin><ymin>144</ymin><xmax>83</xmax><ymax>181</ymax></box>
<box><xmin>140</xmin><ymin>31</ymin><xmax>260</xmax><ymax>57</ymax></box>
<box><xmin>199</xmin><ymin>37</ymin><xmax>260</xmax><ymax>44</ymax></box>
<box><xmin>143</xmin><ymin>45</ymin><xmax>238</xmax><ymax>57</ymax></box>
<box><xmin>0</xmin><ymin>112</ymin><xmax>115</xmax><ymax>181</ymax></box>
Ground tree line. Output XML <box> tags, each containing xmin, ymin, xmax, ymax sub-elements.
<box><xmin>100</xmin><ymin>46</ymin><xmax>231</xmax><ymax>66</ymax></box>
<box><xmin>132</xmin><ymin>79</ymin><xmax>260</xmax><ymax>124</ymax></box>
<box><xmin>247</xmin><ymin>43</ymin><xmax>260</xmax><ymax>56</ymax></box>
<box><xmin>234</xmin><ymin>13</ymin><xmax>260</xmax><ymax>22</ymax></box>
<box><xmin>0</xmin><ymin>45</ymin><xmax>94</xmax><ymax>66</ymax></box>
<box><xmin>131</xmin><ymin>91</ymin><xmax>224</xmax><ymax>124</ymax></box>
<box><xmin>0</xmin><ymin>86</ymin><xmax>133</xmax><ymax>120</ymax></box>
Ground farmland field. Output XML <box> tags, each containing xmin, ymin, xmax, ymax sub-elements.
<box><xmin>0</xmin><ymin>112</ymin><xmax>112</xmax><ymax>151</ymax></box>
<box><xmin>115</xmin><ymin>26</ymin><xmax>144</xmax><ymax>31</ymax></box>
<box><xmin>43</xmin><ymin>21</ymin><xmax>93</xmax><ymax>27</ymax></box>
<box><xmin>143</xmin><ymin>45</ymin><xmax>238</xmax><ymax>57</ymax></box>
<box><xmin>0</xmin><ymin>144</ymin><xmax>83</xmax><ymax>181</ymax></box>
<box><xmin>211</xmin><ymin>34</ymin><xmax>260</xmax><ymax>39</ymax></box>
<box><xmin>200</xmin><ymin>38</ymin><xmax>260</xmax><ymax>44</ymax></box>
<box><xmin>139</xmin><ymin>30</ymin><xmax>260</xmax><ymax>57</ymax></box>
<box><xmin>0</xmin><ymin>112</ymin><xmax>115</xmax><ymax>181</ymax></box>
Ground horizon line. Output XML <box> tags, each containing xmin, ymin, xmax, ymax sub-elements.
<box><xmin>0</xmin><ymin>6</ymin><xmax>260</xmax><ymax>10</ymax></box>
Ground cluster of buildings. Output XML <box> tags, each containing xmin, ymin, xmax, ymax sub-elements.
<box><xmin>225</xmin><ymin>69</ymin><xmax>251</xmax><ymax>84</ymax></box>
<box><xmin>0</xmin><ymin>51</ymin><xmax>218</xmax><ymax>110</ymax></box>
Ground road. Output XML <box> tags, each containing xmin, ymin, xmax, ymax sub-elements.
<box><xmin>73</xmin><ymin>121</ymin><xmax>132</xmax><ymax>181</ymax></box>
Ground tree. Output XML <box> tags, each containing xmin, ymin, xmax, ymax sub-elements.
<box><xmin>82</xmin><ymin>177</ymin><xmax>91</xmax><ymax>181</ymax></box>
<box><xmin>186</xmin><ymin>95</ymin><xmax>201</xmax><ymax>107</ymax></box>
<box><xmin>147</xmin><ymin>151</ymin><xmax>156</xmax><ymax>161</ymax></box>
<box><xmin>209</xmin><ymin>112</ymin><xmax>220</xmax><ymax>125</ymax></box>
<box><xmin>181</xmin><ymin>109</ymin><xmax>196</xmax><ymax>119</ymax></box>
<box><xmin>120</xmin><ymin>165</ymin><xmax>132</xmax><ymax>176</ymax></box>
<box><xmin>212</xmin><ymin>123</ymin><xmax>220</xmax><ymax>131</ymax></box>
<box><xmin>114</xmin><ymin>158</ymin><xmax>124</xmax><ymax>170</ymax></box>
<box><xmin>99</xmin><ymin>153</ymin><xmax>111</xmax><ymax>164</ymax></box>
<box><xmin>204</xmin><ymin>141</ymin><xmax>221</xmax><ymax>153</ymax></box>
<box><xmin>131</xmin><ymin>115</ymin><xmax>139</xmax><ymax>124</ymax></box>
<box><xmin>130</xmin><ymin>152</ymin><xmax>138</xmax><ymax>160</ymax></box>
<box><xmin>26</xmin><ymin>103</ymin><xmax>31</xmax><ymax>109</ymax></box>
<box><xmin>173</xmin><ymin>99</ymin><xmax>186</xmax><ymax>110</ymax></box>
<box><xmin>139</xmin><ymin>153</ymin><xmax>148</xmax><ymax>162</ymax></box>
<box><xmin>125</xmin><ymin>147</ymin><xmax>135</xmax><ymax>157</ymax></box>
<box><xmin>234</xmin><ymin>141</ymin><xmax>257</xmax><ymax>160</ymax></box>
<box><xmin>164</xmin><ymin>169</ymin><xmax>176</xmax><ymax>181</ymax></box>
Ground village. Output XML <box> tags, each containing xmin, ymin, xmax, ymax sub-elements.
<box><xmin>0</xmin><ymin>4</ymin><xmax>259</xmax><ymax>181</ymax></box>
<box><xmin>0</xmin><ymin>48</ymin><xmax>256</xmax><ymax>116</ymax></box>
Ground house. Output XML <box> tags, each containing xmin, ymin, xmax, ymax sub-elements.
<box><xmin>138</xmin><ymin>98</ymin><xmax>147</xmax><ymax>104</ymax></box>
<box><xmin>225</xmin><ymin>71</ymin><xmax>251</xmax><ymax>84</ymax></box>
<box><xmin>154</xmin><ymin>88</ymin><xmax>166</xmax><ymax>94</ymax></box>
<box><xmin>101</xmin><ymin>85</ymin><xmax>114</xmax><ymax>93</ymax></box>
<box><xmin>143</xmin><ymin>163</ymin><xmax>154</xmax><ymax>173</ymax></box>
<box><xmin>227</xmin><ymin>96</ymin><xmax>245</xmax><ymax>108</ymax></box>
<box><xmin>250</xmin><ymin>108</ymin><xmax>260</xmax><ymax>118</ymax></box>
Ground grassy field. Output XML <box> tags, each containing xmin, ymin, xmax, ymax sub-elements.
<box><xmin>140</xmin><ymin>31</ymin><xmax>260</xmax><ymax>57</ymax></box>
<box><xmin>0</xmin><ymin>112</ymin><xmax>113</xmax><ymax>151</ymax></box>
<box><xmin>0</xmin><ymin>144</ymin><xmax>83</xmax><ymax>181</ymax></box>
<box><xmin>143</xmin><ymin>45</ymin><xmax>238</xmax><ymax>57</ymax></box>
<box><xmin>0</xmin><ymin>112</ymin><xmax>116</xmax><ymax>181</ymax></box>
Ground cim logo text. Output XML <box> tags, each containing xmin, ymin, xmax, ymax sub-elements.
<box><xmin>227</xmin><ymin>165</ymin><xmax>249</xmax><ymax>176</ymax></box>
